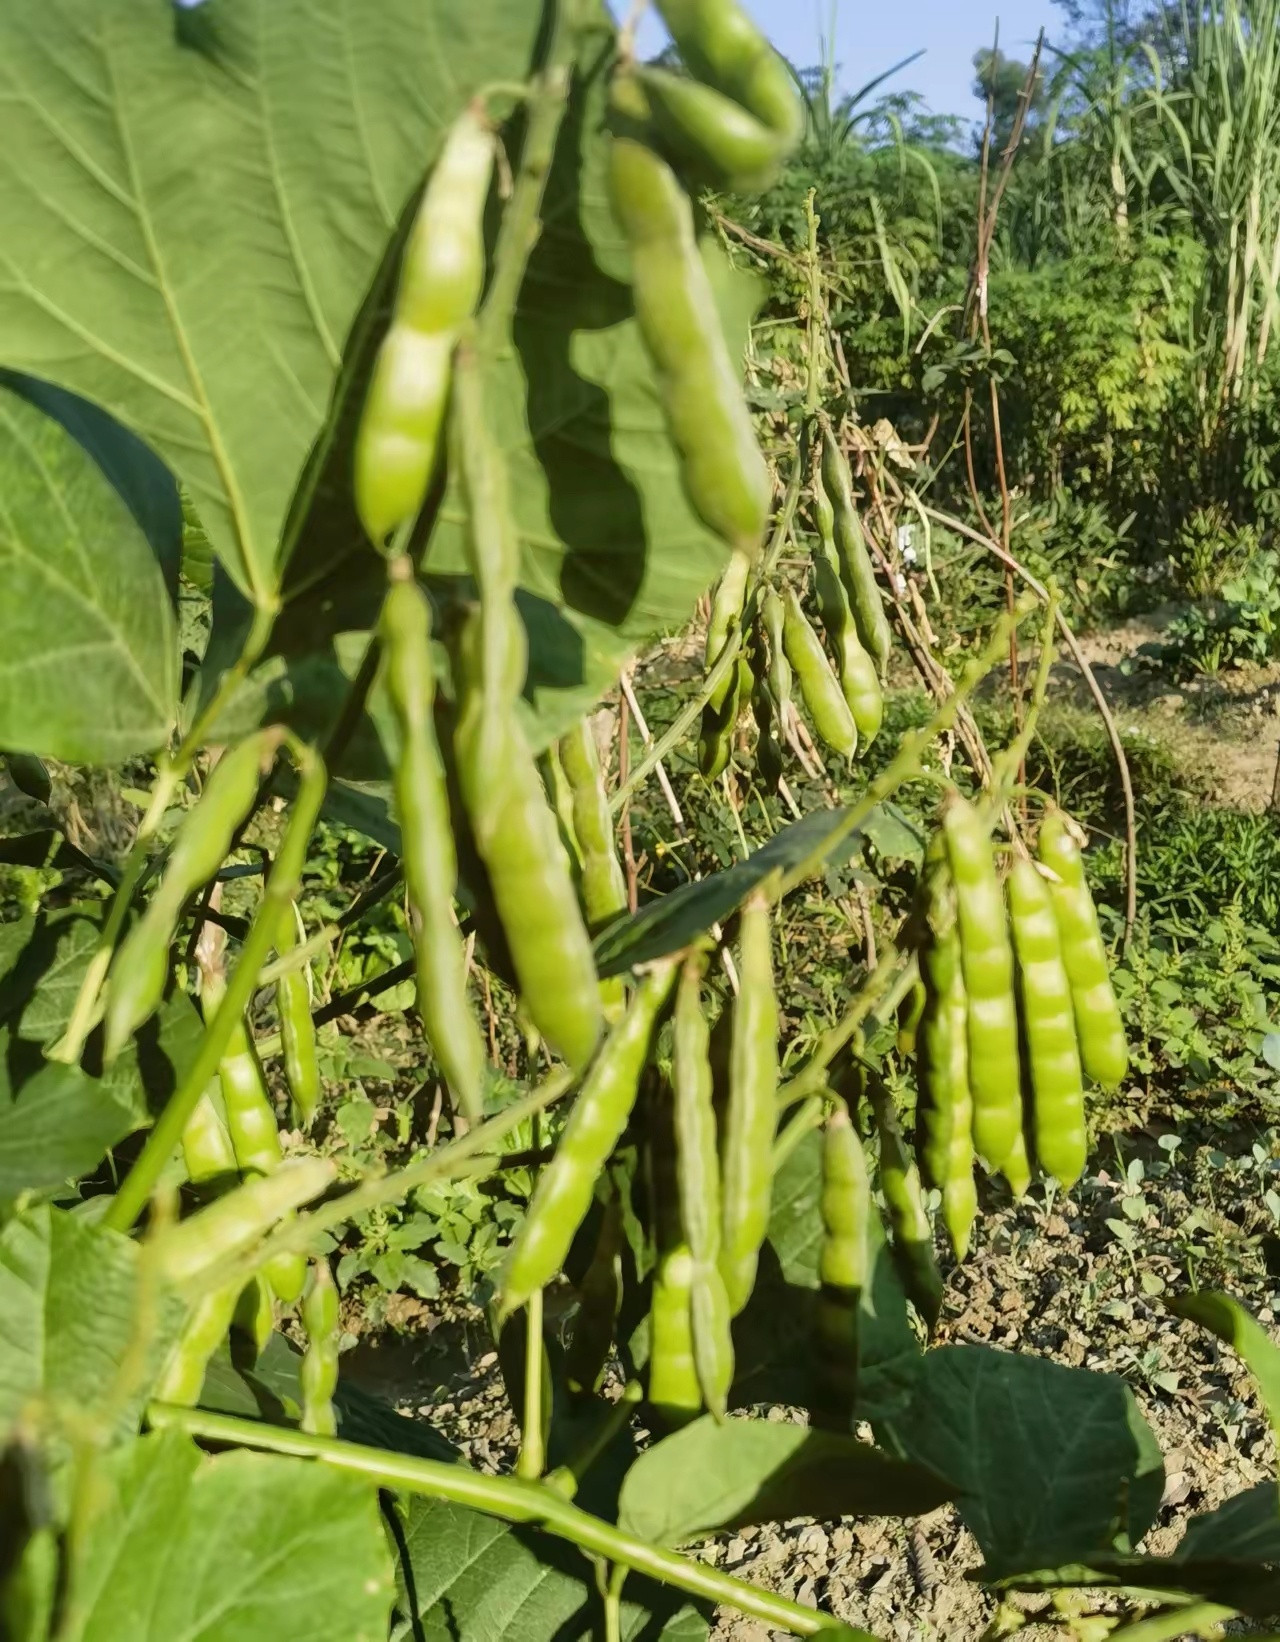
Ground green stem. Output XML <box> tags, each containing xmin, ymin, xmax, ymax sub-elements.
<box><xmin>1108</xmin><ymin>1602</ymin><xmax>1237</xmax><ymax>1642</ymax></box>
<box><xmin>145</xmin><ymin>1404</ymin><xmax>881</xmax><ymax>1640</ymax></box>
<box><xmin>553</xmin><ymin>1382</ymin><xmax>642</xmax><ymax>1496</ymax></box>
<box><xmin>604</xmin><ymin>1561</ymin><xmax>627</xmax><ymax>1642</ymax></box>
<box><xmin>986</xmin><ymin>591</ymin><xmax>1059</xmax><ymax>812</ymax></box>
<box><xmin>103</xmin><ymin>746</ymin><xmax>328</xmax><ymax>1233</ymax></box>
<box><xmin>517</xmin><ymin>1288</ymin><xmax>546</xmax><ymax>1480</ymax></box>
<box><xmin>611</xmin><ymin>451</ymin><xmax>806</xmax><ymax>814</ymax></box>
<box><xmin>479</xmin><ymin>0</ymin><xmax>580</xmax><ymax>347</ymax></box>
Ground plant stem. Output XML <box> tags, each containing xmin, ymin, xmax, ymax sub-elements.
<box><xmin>103</xmin><ymin>746</ymin><xmax>327</xmax><ymax>1233</ymax></box>
<box><xmin>1108</xmin><ymin>1602</ymin><xmax>1237</xmax><ymax>1641</ymax></box>
<box><xmin>517</xmin><ymin>1289</ymin><xmax>546</xmax><ymax>1479</ymax></box>
<box><xmin>146</xmin><ymin>1404</ymin><xmax>881</xmax><ymax>1639</ymax></box>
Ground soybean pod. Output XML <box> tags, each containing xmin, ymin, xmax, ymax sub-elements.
<box><xmin>499</xmin><ymin>962</ymin><xmax>678</xmax><ymax>1318</ymax></box>
<box><xmin>300</xmin><ymin>1259</ymin><xmax>341</xmax><ymax>1437</ymax></box>
<box><xmin>867</xmin><ymin>1077</ymin><xmax>943</xmax><ymax>1332</ymax></box>
<box><xmin>819</xmin><ymin>428</ymin><xmax>892</xmax><ymax>679</ymax></box>
<box><xmin>607</xmin><ymin>134</ymin><xmax>769</xmax><ymax>560</ymax></box>
<box><xmin>780</xmin><ymin>587</ymin><xmax>858</xmax><ymax>761</ymax></box>
<box><xmin>720</xmin><ymin>890</ymin><xmax>779</xmax><ymax>1315</ymax></box>
<box><xmin>382</xmin><ymin>563</ymin><xmax>487</xmax><ymax>1120</ymax></box>
<box><xmin>812</xmin><ymin>1100</ymin><xmax>869</xmax><ymax>1428</ymax></box>
<box><xmin>1007</xmin><ymin>856</ymin><xmax>1088</xmax><ymax>1189</ymax></box>
<box><xmin>354</xmin><ymin>105</ymin><xmax>493</xmax><ymax>546</ymax></box>
<box><xmin>104</xmin><ymin>731</ymin><xmax>276</xmax><ymax>1060</ymax></box>
<box><xmin>1037</xmin><ymin>809</ymin><xmax>1128</xmax><ymax>1091</ymax></box>
<box><xmin>915</xmin><ymin>837</ymin><xmax>977</xmax><ymax>1260</ymax></box>
<box><xmin>673</xmin><ymin>953</ymin><xmax>734</xmax><ymax>1418</ymax></box>
<box><xmin>940</xmin><ymin>796</ymin><xmax>1023</xmax><ymax>1179</ymax></box>
<box><xmin>276</xmin><ymin>904</ymin><xmax>321</xmax><ymax>1129</ymax></box>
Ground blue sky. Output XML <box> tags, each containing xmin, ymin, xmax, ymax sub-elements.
<box><xmin>616</xmin><ymin>0</ymin><xmax>1063</xmax><ymax>123</ymax></box>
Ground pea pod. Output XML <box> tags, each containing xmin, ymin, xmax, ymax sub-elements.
<box><xmin>941</xmin><ymin>796</ymin><xmax>1023</xmax><ymax>1179</ymax></box>
<box><xmin>1007</xmin><ymin>857</ymin><xmax>1088</xmax><ymax>1189</ymax></box>
<box><xmin>499</xmin><ymin>962</ymin><xmax>678</xmax><ymax>1319</ymax></box>
<box><xmin>354</xmin><ymin>104</ymin><xmax>493</xmax><ymax>545</ymax></box>
<box><xmin>452</xmin><ymin>356</ymin><xmax>603</xmax><ymax>1070</ymax></box>
<box><xmin>1037</xmin><ymin>809</ymin><xmax>1129</xmax><ymax>1091</ymax></box>
<box><xmin>565</xmin><ymin>1194</ymin><xmax>624</xmax><ymax>1398</ymax></box>
<box><xmin>673</xmin><ymin>954</ymin><xmax>734</xmax><ymax>1418</ymax></box>
<box><xmin>607</xmin><ymin>134</ymin><xmax>770</xmax><ymax>560</ymax></box>
<box><xmin>720</xmin><ymin>890</ymin><xmax>779</xmax><ymax>1314</ymax></box>
<box><xmin>104</xmin><ymin>731</ymin><xmax>276</xmax><ymax>1059</ymax></box>
<box><xmin>867</xmin><ymin>1076</ymin><xmax>943</xmax><ymax>1332</ymax></box>
<box><xmin>156</xmin><ymin>1157</ymin><xmax>336</xmax><ymax>1290</ymax></box>
<box><xmin>652</xmin><ymin>0</ymin><xmax>803</xmax><ymax>153</ymax></box>
<box><xmin>812</xmin><ymin>473</ymin><xmax>883</xmax><ymax>746</ymax></box>
<box><xmin>276</xmin><ymin>905</ymin><xmax>321</xmax><ymax>1129</ymax></box>
<box><xmin>300</xmin><ymin>1259</ymin><xmax>341</xmax><ymax>1437</ymax></box>
<box><xmin>812</xmin><ymin>1100</ymin><xmax>869</xmax><ymax>1428</ymax></box>
<box><xmin>382</xmin><ymin>565</ymin><xmax>487</xmax><ymax>1119</ymax></box>
<box><xmin>180</xmin><ymin>1081</ymin><xmax>237</xmax><ymax>1189</ymax></box>
<box><xmin>153</xmin><ymin>1281</ymin><xmax>242</xmax><ymax>1407</ymax></box>
<box><xmin>558</xmin><ymin>718</ymin><xmax>627</xmax><ymax>934</ymax></box>
<box><xmin>780</xmin><ymin>588</ymin><xmax>858</xmax><ymax>761</ymax></box>
<box><xmin>915</xmin><ymin>839</ymin><xmax>977</xmax><ymax>1260</ymax></box>
<box><xmin>819</xmin><ymin>429</ymin><xmax>892</xmax><ymax>679</ymax></box>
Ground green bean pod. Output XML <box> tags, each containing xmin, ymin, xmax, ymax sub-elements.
<box><xmin>382</xmin><ymin>567</ymin><xmax>487</xmax><ymax>1119</ymax></box>
<box><xmin>104</xmin><ymin>731</ymin><xmax>276</xmax><ymax>1059</ymax></box>
<box><xmin>558</xmin><ymin>718</ymin><xmax>627</xmax><ymax>934</ymax></box>
<box><xmin>1037</xmin><ymin>809</ymin><xmax>1129</xmax><ymax>1091</ymax></box>
<box><xmin>499</xmin><ymin>962</ymin><xmax>678</xmax><ymax>1318</ymax></box>
<box><xmin>896</xmin><ymin>978</ymin><xmax>926</xmax><ymax>1060</ymax></box>
<box><xmin>761</xmin><ymin>586</ymin><xmax>792</xmax><ymax>724</ymax></box>
<box><xmin>915</xmin><ymin>841</ymin><xmax>977</xmax><ymax>1260</ymax></box>
<box><xmin>819</xmin><ymin>429</ymin><xmax>892</xmax><ymax>679</ymax></box>
<box><xmin>354</xmin><ymin>105</ymin><xmax>493</xmax><ymax>545</ymax></box>
<box><xmin>153</xmin><ymin>1281</ymin><xmax>242</xmax><ymax>1407</ymax></box>
<box><xmin>631</xmin><ymin>67</ymin><xmax>787</xmax><ymax>194</ymax></box>
<box><xmin>180</xmin><ymin>1081</ymin><xmax>237</xmax><ymax>1188</ymax></box>
<box><xmin>542</xmin><ymin>743</ymin><xmax>584</xmax><ymax>876</ymax></box>
<box><xmin>781</xmin><ymin>588</ymin><xmax>858</xmax><ymax>761</ymax></box>
<box><xmin>699</xmin><ymin>552</ymin><xmax>751</xmax><ymax>779</ymax></box>
<box><xmin>300</xmin><ymin>1259</ymin><xmax>341</xmax><ymax>1437</ymax></box>
<box><xmin>648</xmin><ymin>1243</ymin><xmax>702</xmax><ymax>1428</ymax></box>
<box><xmin>276</xmin><ymin>905</ymin><xmax>321</xmax><ymax>1129</ymax></box>
<box><xmin>673</xmin><ymin>954</ymin><xmax>734</xmax><ymax>1418</ymax></box>
<box><xmin>565</xmin><ymin>1194</ymin><xmax>624</xmax><ymax>1398</ymax></box>
<box><xmin>607</xmin><ymin>135</ymin><xmax>770</xmax><ymax>560</ymax></box>
<box><xmin>653</xmin><ymin>0</ymin><xmax>804</xmax><ymax>152</ymax></box>
<box><xmin>720</xmin><ymin>891</ymin><xmax>779</xmax><ymax>1315</ymax></box>
<box><xmin>155</xmin><ymin>1156</ymin><xmax>336</xmax><ymax>1290</ymax></box>
<box><xmin>749</xmin><ymin>662</ymin><xmax>785</xmax><ymax>790</ymax></box>
<box><xmin>868</xmin><ymin>1078</ymin><xmax>943</xmax><ymax>1332</ymax></box>
<box><xmin>1007</xmin><ymin>856</ymin><xmax>1088</xmax><ymax>1189</ymax></box>
<box><xmin>812</xmin><ymin>1100</ymin><xmax>869</xmax><ymax>1427</ymax></box>
<box><xmin>232</xmin><ymin>1274</ymin><xmax>274</xmax><ymax>1359</ymax></box>
<box><xmin>940</xmin><ymin>796</ymin><xmax>1023</xmax><ymax>1178</ymax></box>
<box><xmin>812</xmin><ymin>479</ymin><xmax>883</xmax><ymax>746</ymax></box>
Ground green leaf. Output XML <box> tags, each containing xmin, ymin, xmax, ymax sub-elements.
<box><xmin>0</xmin><ymin>0</ymin><xmax>545</xmax><ymax>607</ymax></box>
<box><xmin>388</xmin><ymin>1495</ymin><xmax>707</xmax><ymax>1642</ymax></box>
<box><xmin>594</xmin><ymin>808</ymin><xmax>864</xmax><ymax>977</ymax></box>
<box><xmin>1175</xmin><ymin>1483</ymin><xmax>1280</xmax><ymax>1564</ymax></box>
<box><xmin>1170</xmin><ymin>1291</ymin><xmax>1280</xmax><ymax>1442</ymax></box>
<box><xmin>860</xmin><ymin>802</ymin><xmax>926</xmax><ymax>865</ymax></box>
<box><xmin>729</xmin><ymin>1129</ymin><xmax>921</xmax><ymax>1423</ymax></box>
<box><xmin>616</xmin><ymin>1415</ymin><xmax>951</xmax><ymax>1546</ymax></box>
<box><xmin>0</xmin><ymin>1207</ymin><xmax>180</xmax><ymax>1451</ymax></box>
<box><xmin>0</xmin><ymin>382</ymin><xmax>178</xmax><ymax>762</ymax></box>
<box><xmin>62</xmin><ymin>1428</ymin><xmax>393</xmax><ymax>1642</ymax></box>
<box><xmin>0</xmin><ymin>1047</ymin><xmax>134</xmax><ymax>1202</ymax></box>
<box><xmin>879</xmin><ymin>1344</ymin><xmax>1165</xmax><ymax>1579</ymax></box>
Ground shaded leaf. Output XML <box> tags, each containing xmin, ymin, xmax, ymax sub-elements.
<box><xmin>63</xmin><ymin>1429</ymin><xmax>393</xmax><ymax>1642</ymax></box>
<box><xmin>880</xmin><ymin>1345</ymin><xmax>1164</xmax><ymax>1579</ymax></box>
<box><xmin>1175</xmin><ymin>1482</ymin><xmax>1280</xmax><ymax>1564</ymax></box>
<box><xmin>0</xmin><ymin>1041</ymin><xmax>134</xmax><ymax>1201</ymax></box>
<box><xmin>0</xmin><ymin>383</ymin><xmax>178</xmax><ymax>762</ymax></box>
<box><xmin>1171</xmin><ymin>1291</ymin><xmax>1280</xmax><ymax>1442</ymax></box>
<box><xmin>617</xmin><ymin>1415</ymin><xmax>952</xmax><ymax>1545</ymax></box>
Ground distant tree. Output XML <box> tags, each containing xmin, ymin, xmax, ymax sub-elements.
<box><xmin>972</xmin><ymin>46</ymin><xmax>1048</xmax><ymax>152</ymax></box>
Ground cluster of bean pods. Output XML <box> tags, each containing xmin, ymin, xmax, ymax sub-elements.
<box><xmin>700</xmin><ymin>432</ymin><xmax>891</xmax><ymax>782</ymax></box>
<box><xmin>908</xmin><ymin>796</ymin><xmax>1129</xmax><ymax>1258</ymax></box>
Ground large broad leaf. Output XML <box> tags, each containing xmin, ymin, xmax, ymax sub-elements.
<box><xmin>878</xmin><ymin>1344</ymin><xmax>1165</xmax><ymax>1580</ymax></box>
<box><xmin>0</xmin><ymin>0</ymin><xmax>544</xmax><ymax>607</ymax></box>
<box><xmin>1175</xmin><ymin>1483</ymin><xmax>1280</xmax><ymax>1565</ymax></box>
<box><xmin>616</xmin><ymin>1415</ymin><xmax>951</xmax><ymax>1546</ymax></box>
<box><xmin>730</xmin><ymin>1127</ymin><xmax>922</xmax><ymax>1424</ymax></box>
<box><xmin>388</xmin><ymin>1495</ymin><xmax>707</xmax><ymax>1642</ymax></box>
<box><xmin>62</xmin><ymin>1428</ymin><xmax>393</xmax><ymax>1642</ymax></box>
<box><xmin>0</xmin><ymin>1039</ymin><xmax>135</xmax><ymax>1201</ymax></box>
<box><xmin>0</xmin><ymin>381</ymin><xmax>178</xmax><ymax>762</ymax></box>
<box><xmin>0</xmin><ymin>1206</ymin><xmax>180</xmax><ymax>1450</ymax></box>
<box><xmin>1171</xmin><ymin>1291</ymin><xmax>1280</xmax><ymax>1442</ymax></box>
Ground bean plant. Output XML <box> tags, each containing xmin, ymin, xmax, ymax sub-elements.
<box><xmin>1</xmin><ymin>3</ymin><xmax>1278</xmax><ymax>1641</ymax></box>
